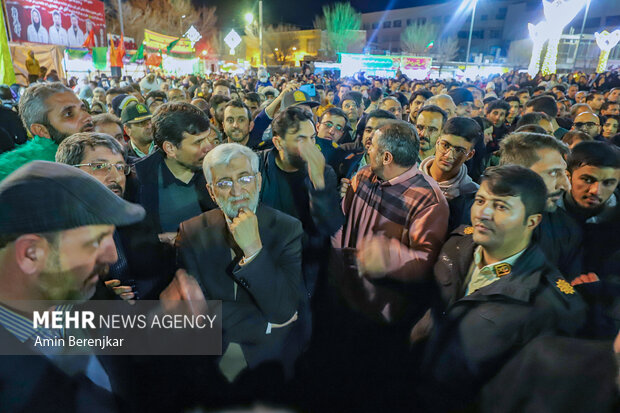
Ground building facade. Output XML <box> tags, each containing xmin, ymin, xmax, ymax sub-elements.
<box><xmin>361</xmin><ymin>0</ymin><xmax>620</xmax><ymax>63</ymax></box>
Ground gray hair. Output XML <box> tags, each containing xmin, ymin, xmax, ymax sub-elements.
<box><xmin>92</xmin><ymin>113</ymin><xmax>122</xmax><ymax>128</ymax></box>
<box><xmin>55</xmin><ymin>132</ymin><xmax>125</xmax><ymax>166</ymax></box>
<box><xmin>499</xmin><ymin>132</ymin><xmax>569</xmax><ymax>168</ymax></box>
<box><xmin>379</xmin><ymin>96</ymin><xmax>402</xmax><ymax>109</ymax></box>
<box><xmin>202</xmin><ymin>143</ymin><xmax>259</xmax><ymax>184</ymax></box>
<box><xmin>93</xmin><ymin>87</ymin><xmax>106</xmax><ymax>95</ymax></box>
<box><xmin>376</xmin><ymin>120</ymin><xmax>420</xmax><ymax>167</ymax></box>
<box><xmin>18</xmin><ymin>82</ymin><xmax>74</xmax><ymax>133</ymax></box>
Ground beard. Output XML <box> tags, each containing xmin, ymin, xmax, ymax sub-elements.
<box><xmin>215</xmin><ymin>191</ymin><xmax>260</xmax><ymax>220</ymax></box>
<box><xmin>46</xmin><ymin>121</ymin><xmax>95</xmax><ymax>145</ymax></box>
<box><xmin>176</xmin><ymin>157</ymin><xmax>203</xmax><ymax>173</ymax></box>
<box><xmin>283</xmin><ymin>149</ymin><xmax>306</xmax><ymax>170</ymax></box>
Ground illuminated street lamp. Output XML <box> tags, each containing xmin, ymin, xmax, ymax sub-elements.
<box><xmin>244</xmin><ymin>13</ymin><xmax>254</xmax><ymax>25</ymax></box>
<box><xmin>540</xmin><ymin>0</ymin><xmax>585</xmax><ymax>75</ymax></box>
<box><xmin>465</xmin><ymin>0</ymin><xmax>479</xmax><ymax>71</ymax></box>
<box><xmin>528</xmin><ymin>21</ymin><xmax>550</xmax><ymax>77</ymax></box>
<box><xmin>595</xmin><ymin>30</ymin><xmax>620</xmax><ymax>73</ymax></box>
<box><xmin>572</xmin><ymin>0</ymin><xmax>592</xmax><ymax>69</ymax></box>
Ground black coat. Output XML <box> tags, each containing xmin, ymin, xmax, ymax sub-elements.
<box><xmin>176</xmin><ymin>204</ymin><xmax>307</xmax><ymax>376</ymax></box>
<box><xmin>131</xmin><ymin>149</ymin><xmax>216</xmax><ymax>233</ymax></box>
<box><xmin>420</xmin><ymin>227</ymin><xmax>587</xmax><ymax>411</ymax></box>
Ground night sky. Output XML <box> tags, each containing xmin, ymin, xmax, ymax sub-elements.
<box><xmin>202</xmin><ymin>0</ymin><xmax>449</xmax><ymax>29</ymax></box>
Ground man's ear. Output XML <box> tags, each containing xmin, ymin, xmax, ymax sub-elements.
<box><xmin>30</xmin><ymin>123</ymin><xmax>51</xmax><ymax>139</ymax></box>
<box><xmin>249</xmin><ymin>120</ymin><xmax>255</xmax><ymax>132</ymax></box>
<box><xmin>13</xmin><ymin>235</ymin><xmax>50</xmax><ymax>276</ymax></box>
<box><xmin>272</xmin><ymin>135</ymin><xmax>283</xmax><ymax>152</ymax></box>
<box><xmin>206</xmin><ymin>182</ymin><xmax>216</xmax><ymax>202</ymax></box>
<box><xmin>465</xmin><ymin>149</ymin><xmax>476</xmax><ymax>161</ymax></box>
<box><xmin>162</xmin><ymin>141</ymin><xmax>176</xmax><ymax>158</ymax></box>
<box><xmin>383</xmin><ymin>151</ymin><xmax>393</xmax><ymax>166</ymax></box>
<box><xmin>123</xmin><ymin>124</ymin><xmax>131</xmax><ymax>136</ymax></box>
<box><xmin>527</xmin><ymin>213</ymin><xmax>543</xmax><ymax>231</ymax></box>
<box><xmin>255</xmin><ymin>171</ymin><xmax>262</xmax><ymax>193</ymax></box>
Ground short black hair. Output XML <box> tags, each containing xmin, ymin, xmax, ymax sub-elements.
<box><xmin>525</xmin><ymin>95</ymin><xmax>558</xmax><ymax>118</ymax></box>
<box><xmin>442</xmin><ymin>117</ymin><xmax>481</xmax><ymax>145</ymax></box>
<box><xmin>409</xmin><ymin>89</ymin><xmax>433</xmax><ymax>104</ymax></box>
<box><xmin>533</xmin><ymin>86</ymin><xmax>546</xmax><ymax>93</ymax></box>
<box><xmin>341</xmin><ymin>91</ymin><xmax>363</xmax><ymax>108</ymax></box>
<box><xmin>320</xmin><ymin>107</ymin><xmax>349</xmax><ymax>123</ymax></box>
<box><xmin>486</xmin><ymin>100</ymin><xmax>511</xmax><ymax>114</ymax></box>
<box><xmin>561</xmin><ymin>131</ymin><xmax>592</xmax><ymax>146</ymax></box>
<box><xmin>224</xmin><ymin>99</ymin><xmax>252</xmax><ymax>120</ymax></box>
<box><xmin>567</xmin><ymin>141</ymin><xmax>620</xmax><ymax>173</ymax></box>
<box><xmin>481</xmin><ymin>165</ymin><xmax>547</xmax><ymax>218</ymax></box>
<box><xmin>375</xmin><ymin>120</ymin><xmax>420</xmax><ymax>167</ymax></box>
<box><xmin>448</xmin><ymin>87</ymin><xmax>474</xmax><ymax>106</ymax></box>
<box><xmin>516</xmin><ymin>112</ymin><xmax>552</xmax><ymax>130</ymax></box>
<box><xmin>505</xmin><ymin>96</ymin><xmax>521</xmax><ymax>105</ymax></box>
<box><xmin>152</xmin><ymin>102</ymin><xmax>211</xmax><ymax>153</ymax></box>
<box><xmin>417</xmin><ymin>104</ymin><xmax>448</xmax><ymax>124</ymax></box>
<box><xmin>515</xmin><ymin>124</ymin><xmax>548</xmax><ymax>134</ymax></box>
<box><xmin>213</xmin><ymin>79</ymin><xmax>230</xmax><ymax>90</ymax></box>
<box><xmin>368</xmin><ymin>87</ymin><xmax>383</xmax><ymax>102</ymax></box>
<box><xmin>209</xmin><ymin>94</ymin><xmax>230</xmax><ymax>109</ymax></box>
<box><xmin>272</xmin><ymin>106</ymin><xmax>314</xmax><ymax>138</ymax></box>
<box><xmin>601</xmin><ymin>101</ymin><xmax>619</xmax><ymax>113</ymax></box>
<box><xmin>499</xmin><ymin>132</ymin><xmax>569</xmax><ymax>168</ymax></box>
<box><xmin>553</xmin><ymin>85</ymin><xmax>566</xmax><ymax>93</ymax></box>
<box><xmin>506</xmin><ymin>85</ymin><xmax>520</xmax><ymax>93</ymax></box>
<box><xmin>366</xmin><ymin>109</ymin><xmax>397</xmax><ymax>122</ymax></box>
<box><xmin>244</xmin><ymin>92</ymin><xmax>261</xmax><ymax>105</ymax></box>
<box><xmin>483</xmin><ymin>97</ymin><xmax>498</xmax><ymax>105</ymax></box>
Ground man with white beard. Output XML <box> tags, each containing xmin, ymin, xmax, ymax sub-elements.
<box><xmin>175</xmin><ymin>143</ymin><xmax>307</xmax><ymax>400</ymax></box>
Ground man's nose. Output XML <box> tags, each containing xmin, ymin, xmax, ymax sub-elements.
<box><xmin>557</xmin><ymin>173</ymin><xmax>570</xmax><ymax>192</ymax></box>
<box><xmin>99</xmin><ymin>234</ymin><xmax>119</xmax><ymax>265</ymax></box>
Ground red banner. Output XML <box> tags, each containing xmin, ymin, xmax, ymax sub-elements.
<box><xmin>4</xmin><ymin>0</ymin><xmax>106</xmax><ymax>47</ymax></box>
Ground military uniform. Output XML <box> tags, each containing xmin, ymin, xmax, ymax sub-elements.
<box><xmin>418</xmin><ymin>226</ymin><xmax>587</xmax><ymax>411</ymax></box>
<box><xmin>314</xmin><ymin>136</ymin><xmax>353</xmax><ymax>179</ymax></box>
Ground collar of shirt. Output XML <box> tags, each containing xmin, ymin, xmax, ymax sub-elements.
<box><xmin>559</xmin><ymin>192</ymin><xmax>617</xmax><ymax>224</ymax></box>
<box><xmin>160</xmin><ymin>158</ymin><xmax>198</xmax><ymax>188</ymax></box>
<box><xmin>0</xmin><ymin>304</ymin><xmax>72</xmax><ymax>343</ymax></box>
<box><xmin>466</xmin><ymin>245</ymin><xmax>527</xmax><ymax>295</ymax></box>
<box><xmin>378</xmin><ymin>164</ymin><xmax>420</xmax><ymax>187</ymax></box>
<box><xmin>131</xmin><ymin>140</ymin><xmax>155</xmax><ymax>158</ymax></box>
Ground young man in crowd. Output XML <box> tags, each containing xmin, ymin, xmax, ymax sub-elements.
<box><xmin>415</xmin><ymin>105</ymin><xmax>448</xmax><ymax>161</ymax></box>
<box><xmin>0</xmin><ymin>82</ymin><xmax>94</xmax><ymax>181</ymax></box>
<box><xmin>121</xmin><ymin>101</ymin><xmax>155</xmax><ymax>158</ymax></box>
<box><xmin>92</xmin><ymin>113</ymin><xmax>125</xmax><ymax>146</ymax></box>
<box><xmin>222</xmin><ymin>100</ymin><xmax>254</xmax><ymax>147</ymax></box>
<box><xmin>408</xmin><ymin>89</ymin><xmax>433</xmax><ymax>124</ymax></box>
<box><xmin>485</xmin><ymin>99</ymin><xmax>511</xmax><ymax>154</ymax></box>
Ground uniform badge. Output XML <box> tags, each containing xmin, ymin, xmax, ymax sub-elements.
<box><xmin>463</xmin><ymin>226</ymin><xmax>474</xmax><ymax>235</ymax></box>
<box><xmin>556</xmin><ymin>279</ymin><xmax>575</xmax><ymax>295</ymax></box>
<box><xmin>345</xmin><ymin>153</ymin><xmax>355</xmax><ymax>160</ymax></box>
<box><xmin>293</xmin><ymin>91</ymin><xmax>306</xmax><ymax>102</ymax></box>
<box><xmin>494</xmin><ymin>263</ymin><xmax>511</xmax><ymax>277</ymax></box>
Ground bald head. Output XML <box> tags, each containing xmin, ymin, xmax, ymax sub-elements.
<box><xmin>426</xmin><ymin>94</ymin><xmax>456</xmax><ymax>118</ymax></box>
<box><xmin>572</xmin><ymin>112</ymin><xmax>600</xmax><ymax>138</ymax></box>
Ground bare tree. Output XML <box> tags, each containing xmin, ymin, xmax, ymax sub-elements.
<box><xmin>400</xmin><ymin>22</ymin><xmax>439</xmax><ymax>55</ymax></box>
<box><xmin>257</xmin><ymin>25</ymin><xmax>299</xmax><ymax>65</ymax></box>
<box><xmin>316</xmin><ymin>2</ymin><xmax>361</xmax><ymax>58</ymax></box>
<box><xmin>105</xmin><ymin>0</ymin><xmax>217</xmax><ymax>46</ymax></box>
<box><xmin>433</xmin><ymin>36</ymin><xmax>460</xmax><ymax>75</ymax></box>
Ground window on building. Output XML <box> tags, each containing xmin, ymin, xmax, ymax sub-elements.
<box><xmin>432</xmin><ymin>16</ymin><xmax>442</xmax><ymax>24</ymax></box>
<box><xmin>307</xmin><ymin>39</ymin><xmax>316</xmax><ymax>53</ymax></box>
<box><xmin>481</xmin><ymin>14</ymin><xmax>488</xmax><ymax>21</ymax></box>
<box><xmin>393</xmin><ymin>20</ymin><xmax>402</xmax><ymax>28</ymax></box>
<box><xmin>607</xmin><ymin>15</ymin><xmax>620</xmax><ymax>26</ymax></box>
<box><xmin>585</xmin><ymin>17</ymin><xmax>601</xmax><ymax>28</ymax></box>
<box><xmin>383</xmin><ymin>21</ymin><xmax>392</xmax><ymax>28</ymax></box>
<box><xmin>490</xmin><ymin>29</ymin><xmax>501</xmax><ymax>39</ymax></box>
<box><xmin>417</xmin><ymin>17</ymin><xmax>427</xmax><ymax>25</ymax></box>
<box><xmin>458</xmin><ymin>31</ymin><xmax>469</xmax><ymax>39</ymax></box>
<box><xmin>372</xmin><ymin>22</ymin><xmax>379</xmax><ymax>29</ymax></box>
<box><xmin>406</xmin><ymin>18</ymin><xmax>413</xmax><ymax>26</ymax></box>
<box><xmin>475</xmin><ymin>30</ymin><xmax>484</xmax><ymax>39</ymax></box>
<box><xmin>496</xmin><ymin>7</ymin><xmax>507</xmax><ymax>20</ymax></box>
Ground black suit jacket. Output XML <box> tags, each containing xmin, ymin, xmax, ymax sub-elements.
<box><xmin>176</xmin><ymin>204</ymin><xmax>306</xmax><ymax>374</ymax></box>
<box><xmin>131</xmin><ymin>149</ymin><xmax>216</xmax><ymax>233</ymax></box>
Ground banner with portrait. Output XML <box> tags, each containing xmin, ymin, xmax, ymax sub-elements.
<box><xmin>4</xmin><ymin>0</ymin><xmax>106</xmax><ymax>48</ymax></box>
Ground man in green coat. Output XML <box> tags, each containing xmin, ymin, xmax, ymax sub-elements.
<box><xmin>0</xmin><ymin>82</ymin><xmax>94</xmax><ymax>181</ymax></box>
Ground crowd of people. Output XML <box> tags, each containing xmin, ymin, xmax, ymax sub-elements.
<box><xmin>0</xmin><ymin>65</ymin><xmax>619</xmax><ymax>413</ymax></box>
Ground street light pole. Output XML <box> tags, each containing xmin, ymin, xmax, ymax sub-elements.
<box><xmin>572</xmin><ymin>0</ymin><xmax>592</xmax><ymax>70</ymax></box>
<box><xmin>259</xmin><ymin>0</ymin><xmax>264</xmax><ymax>66</ymax></box>
<box><xmin>465</xmin><ymin>0</ymin><xmax>478</xmax><ymax>71</ymax></box>
<box><xmin>117</xmin><ymin>0</ymin><xmax>124</xmax><ymax>37</ymax></box>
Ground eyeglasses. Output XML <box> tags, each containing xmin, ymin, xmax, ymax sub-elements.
<box><xmin>74</xmin><ymin>162</ymin><xmax>131</xmax><ymax>175</ymax></box>
<box><xmin>214</xmin><ymin>174</ymin><xmax>256</xmax><ymax>190</ymax></box>
<box><xmin>574</xmin><ymin>122</ymin><xmax>598</xmax><ymax>129</ymax></box>
<box><xmin>436</xmin><ymin>140</ymin><xmax>469</xmax><ymax>156</ymax></box>
<box><xmin>320</xmin><ymin>121</ymin><xmax>344</xmax><ymax>132</ymax></box>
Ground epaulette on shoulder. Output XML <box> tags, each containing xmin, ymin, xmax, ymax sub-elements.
<box><xmin>452</xmin><ymin>225</ymin><xmax>474</xmax><ymax>237</ymax></box>
<box><xmin>331</xmin><ymin>141</ymin><xmax>339</xmax><ymax>149</ymax></box>
<box><xmin>344</xmin><ymin>153</ymin><xmax>355</xmax><ymax>160</ymax></box>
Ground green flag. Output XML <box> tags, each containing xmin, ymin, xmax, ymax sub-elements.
<box><xmin>0</xmin><ymin>4</ymin><xmax>16</xmax><ymax>85</ymax></box>
<box><xmin>130</xmin><ymin>43</ymin><xmax>145</xmax><ymax>63</ymax></box>
<box><xmin>92</xmin><ymin>47</ymin><xmax>108</xmax><ymax>70</ymax></box>
<box><xmin>166</xmin><ymin>38</ymin><xmax>181</xmax><ymax>53</ymax></box>
<box><xmin>65</xmin><ymin>48</ymin><xmax>89</xmax><ymax>59</ymax></box>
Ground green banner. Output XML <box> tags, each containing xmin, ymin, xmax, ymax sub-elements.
<box><xmin>92</xmin><ymin>47</ymin><xmax>108</xmax><ymax>70</ymax></box>
<box><xmin>66</xmin><ymin>48</ymin><xmax>89</xmax><ymax>59</ymax></box>
<box><xmin>0</xmin><ymin>2</ymin><xmax>16</xmax><ymax>85</ymax></box>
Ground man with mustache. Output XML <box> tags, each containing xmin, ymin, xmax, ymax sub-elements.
<box><xmin>415</xmin><ymin>105</ymin><xmax>447</xmax><ymax>161</ymax></box>
<box><xmin>223</xmin><ymin>100</ymin><xmax>253</xmax><ymax>147</ymax></box>
<box><xmin>56</xmin><ymin>132</ymin><xmax>175</xmax><ymax>300</ymax></box>
<box><xmin>562</xmin><ymin>141</ymin><xmax>620</xmax><ymax>279</ymax></box>
<box><xmin>415</xmin><ymin>165</ymin><xmax>586</xmax><ymax>411</ymax></box>
<box><xmin>176</xmin><ymin>143</ymin><xmax>306</xmax><ymax>399</ymax></box>
<box><xmin>499</xmin><ymin>132</ymin><xmax>583</xmax><ymax>280</ymax></box>
<box><xmin>131</xmin><ymin>102</ymin><xmax>218</xmax><ymax>242</ymax></box>
<box><xmin>0</xmin><ymin>83</ymin><xmax>94</xmax><ymax>181</ymax></box>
